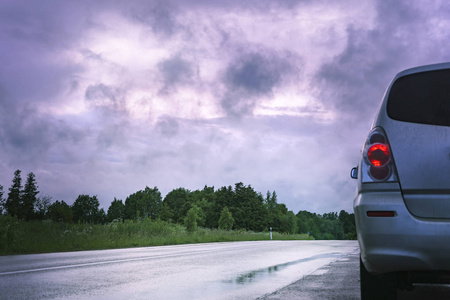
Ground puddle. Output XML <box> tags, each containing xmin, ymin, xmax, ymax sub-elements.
<box><xmin>223</xmin><ymin>252</ymin><xmax>343</xmax><ymax>286</ymax></box>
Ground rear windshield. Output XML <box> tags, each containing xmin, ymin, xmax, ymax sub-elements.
<box><xmin>387</xmin><ymin>69</ymin><xmax>450</xmax><ymax>126</ymax></box>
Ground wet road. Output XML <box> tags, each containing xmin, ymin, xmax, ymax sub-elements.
<box><xmin>0</xmin><ymin>240</ymin><xmax>358</xmax><ymax>299</ymax></box>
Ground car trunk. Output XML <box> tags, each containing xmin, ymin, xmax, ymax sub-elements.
<box><xmin>387</xmin><ymin>123</ymin><xmax>450</xmax><ymax>218</ymax></box>
<box><xmin>384</xmin><ymin>68</ymin><xmax>450</xmax><ymax>219</ymax></box>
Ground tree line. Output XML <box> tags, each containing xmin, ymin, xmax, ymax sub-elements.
<box><xmin>0</xmin><ymin>170</ymin><xmax>356</xmax><ymax>239</ymax></box>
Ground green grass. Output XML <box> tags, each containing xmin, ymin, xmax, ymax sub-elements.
<box><xmin>0</xmin><ymin>215</ymin><xmax>313</xmax><ymax>255</ymax></box>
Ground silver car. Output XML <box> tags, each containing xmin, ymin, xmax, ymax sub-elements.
<box><xmin>352</xmin><ymin>62</ymin><xmax>450</xmax><ymax>299</ymax></box>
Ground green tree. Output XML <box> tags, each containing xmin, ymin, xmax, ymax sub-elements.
<box><xmin>185</xmin><ymin>205</ymin><xmax>200</xmax><ymax>232</ymax></box>
<box><xmin>230</xmin><ymin>183</ymin><xmax>267</xmax><ymax>231</ymax></box>
<box><xmin>214</xmin><ymin>183</ymin><xmax>268</xmax><ymax>231</ymax></box>
<box><xmin>107</xmin><ymin>198</ymin><xmax>125</xmax><ymax>222</ymax></box>
<box><xmin>159</xmin><ymin>202</ymin><xmax>173</xmax><ymax>222</ymax></box>
<box><xmin>323</xmin><ymin>212</ymin><xmax>338</xmax><ymax>220</ymax></box>
<box><xmin>296</xmin><ymin>210</ymin><xmax>321</xmax><ymax>238</ymax></box>
<box><xmin>35</xmin><ymin>195</ymin><xmax>52</xmax><ymax>220</ymax></box>
<box><xmin>97</xmin><ymin>208</ymin><xmax>107</xmax><ymax>224</ymax></box>
<box><xmin>47</xmin><ymin>200</ymin><xmax>73</xmax><ymax>223</ymax></box>
<box><xmin>189</xmin><ymin>186</ymin><xmax>215</xmax><ymax>228</ymax></box>
<box><xmin>266</xmin><ymin>190</ymin><xmax>279</xmax><ymax>230</ymax></box>
<box><xmin>5</xmin><ymin>170</ymin><xmax>22</xmax><ymax>218</ymax></box>
<box><xmin>270</xmin><ymin>203</ymin><xmax>289</xmax><ymax>232</ymax></box>
<box><xmin>214</xmin><ymin>185</ymin><xmax>235</xmax><ymax>227</ymax></box>
<box><xmin>320</xmin><ymin>218</ymin><xmax>344</xmax><ymax>240</ymax></box>
<box><xmin>72</xmin><ymin>195</ymin><xmax>103</xmax><ymax>224</ymax></box>
<box><xmin>338</xmin><ymin>210</ymin><xmax>356</xmax><ymax>239</ymax></box>
<box><xmin>22</xmin><ymin>172</ymin><xmax>39</xmax><ymax>221</ymax></box>
<box><xmin>218</xmin><ymin>206</ymin><xmax>234</xmax><ymax>230</ymax></box>
<box><xmin>280</xmin><ymin>210</ymin><xmax>298</xmax><ymax>234</ymax></box>
<box><xmin>124</xmin><ymin>186</ymin><xmax>162</xmax><ymax>220</ymax></box>
<box><xmin>198</xmin><ymin>186</ymin><xmax>216</xmax><ymax>227</ymax></box>
<box><xmin>162</xmin><ymin>187</ymin><xmax>190</xmax><ymax>223</ymax></box>
<box><xmin>0</xmin><ymin>185</ymin><xmax>4</xmax><ymax>215</ymax></box>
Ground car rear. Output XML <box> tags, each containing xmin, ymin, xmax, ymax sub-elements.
<box><xmin>353</xmin><ymin>63</ymin><xmax>450</xmax><ymax>299</ymax></box>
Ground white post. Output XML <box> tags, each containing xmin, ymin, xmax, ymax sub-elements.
<box><xmin>270</xmin><ymin>227</ymin><xmax>272</xmax><ymax>240</ymax></box>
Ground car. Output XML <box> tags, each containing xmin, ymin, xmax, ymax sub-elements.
<box><xmin>351</xmin><ymin>62</ymin><xmax>450</xmax><ymax>299</ymax></box>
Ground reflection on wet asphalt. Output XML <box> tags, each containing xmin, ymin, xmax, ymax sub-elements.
<box><xmin>226</xmin><ymin>252</ymin><xmax>343</xmax><ymax>285</ymax></box>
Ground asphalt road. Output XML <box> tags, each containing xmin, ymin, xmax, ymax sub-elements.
<box><xmin>259</xmin><ymin>250</ymin><xmax>360</xmax><ymax>299</ymax></box>
<box><xmin>0</xmin><ymin>240</ymin><xmax>358</xmax><ymax>299</ymax></box>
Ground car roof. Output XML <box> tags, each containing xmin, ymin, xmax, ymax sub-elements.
<box><xmin>395</xmin><ymin>62</ymin><xmax>450</xmax><ymax>79</ymax></box>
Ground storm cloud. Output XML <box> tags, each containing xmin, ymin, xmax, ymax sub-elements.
<box><xmin>221</xmin><ymin>50</ymin><xmax>299</xmax><ymax>117</ymax></box>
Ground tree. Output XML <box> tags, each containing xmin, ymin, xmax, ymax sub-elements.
<box><xmin>72</xmin><ymin>195</ymin><xmax>103</xmax><ymax>224</ymax></box>
<box><xmin>323</xmin><ymin>212</ymin><xmax>338</xmax><ymax>220</ymax></box>
<box><xmin>339</xmin><ymin>210</ymin><xmax>356</xmax><ymax>239</ymax></box>
<box><xmin>159</xmin><ymin>202</ymin><xmax>173</xmax><ymax>222</ymax></box>
<box><xmin>35</xmin><ymin>195</ymin><xmax>52</xmax><ymax>220</ymax></box>
<box><xmin>269</xmin><ymin>203</ymin><xmax>289</xmax><ymax>232</ymax></box>
<box><xmin>320</xmin><ymin>219</ymin><xmax>344</xmax><ymax>240</ymax></box>
<box><xmin>296</xmin><ymin>210</ymin><xmax>321</xmax><ymax>238</ymax></box>
<box><xmin>185</xmin><ymin>205</ymin><xmax>200</xmax><ymax>232</ymax></box>
<box><xmin>124</xmin><ymin>186</ymin><xmax>162</xmax><ymax>220</ymax></box>
<box><xmin>22</xmin><ymin>172</ymin><xmax>39</xmax><ymax>220</ymax></box>
<box><xmin>0</xmin><ymin>185</ymin><xmax>4</xmax><ymax>215</ymax></box>
<box><xmin>214</xmin><ymin>185</ymin><xmax>235</xmax><ymax>227</ymax></box>
<box><xmin>266</xmin><ymin>190</ymin><xmax>279</xmax><ymax>230</ymax></box>
<box><xmin>214</xmin><ymin>183</ymin><xmax>267</xmax><ymax>231</ymax></box>
<box><xmin>5</xmin><ymin>170</ymin><xmax>22</xmax><ymax>218</ymax></box>
<box><xmin>189</xmin><ymin>186</ymin><xmax>215</xmax><ymax>228</ymax></box>
<box><xmin>233</xmin><ymin>183</ymin><xmax>267</xmax><ymax>231</ymax></box>
<box><xmin>162</xmin><ymin>188</ymin><xmax>190</xmax><ymax>223</ymax></box>
<box><xmin>47</xmin><ymin>200</ymin><xmax>73</xmax><ymax>223</ymax></box>
<box><xmin>97</xmin><ymin>208</ymin><xmax>107</xmax><ymax>224</ymax></box>
<box><xmin>218</xmin><ymin>206</ymin><xmax>234</xmax><ymax>230</ymax></box>
<box><xmin>107</xmin><ymin>198</ymin><xmax>125</xmax><ymax>222</ymax></box>
<box><xmin>280</xmin><ymin>211</ymin><xmax>298</xmax><ymax>234</ymax></box>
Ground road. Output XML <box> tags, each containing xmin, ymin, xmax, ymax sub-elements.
<box><xmin>0</xmin><ymin>240</ymin><xmax>358</xmax><ymax>299</ymax></box>
<box><xmin>260</xmin><ymin>250</ymin><xmax>360</xmax><ymax>299</ymax></box>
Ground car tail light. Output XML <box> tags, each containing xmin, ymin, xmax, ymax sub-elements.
<box><xmin>367</xmin><ymin>144</ymin><xmax>390</xmax><ymax>167</ymax></box>
<box><xmin>361</xmin><ymin>127</ymin><xmax>397</xmax><ymax>183</ymax></box>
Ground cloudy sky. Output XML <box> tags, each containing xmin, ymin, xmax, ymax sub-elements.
<box><xmin>1</xmin><ymin>0</ymin><xmax>449</xmax><ymax>214</ymax></box>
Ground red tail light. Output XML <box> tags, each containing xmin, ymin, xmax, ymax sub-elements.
<box><xmin>361</xmin><ymin>127</ymin><xmax>397</xmax><ymax>183</ymax></box>
<box><xmin>367</xmin><ymin>144</ymin><xmax>390</xmax><ymax>167</ymax></box>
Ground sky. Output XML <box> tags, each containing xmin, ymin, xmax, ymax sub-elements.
<box><xmin>1</xmin><ymin>0</ymin><xmax>450</xmax><ymax>214</ymax></box>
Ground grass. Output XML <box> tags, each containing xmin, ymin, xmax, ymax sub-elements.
<box><xmin>0</xmin><ymin>215</ymin><xmax>313</xmax><ymax>255</ymax></box>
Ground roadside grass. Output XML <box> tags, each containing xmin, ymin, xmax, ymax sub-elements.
<box><xmin>0</xmin><ymin>215</ymin><xmax>313</xmax><ymax>255</ymax></box>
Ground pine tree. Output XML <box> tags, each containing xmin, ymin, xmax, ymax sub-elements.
<box><xmin>5</xmin><ymin>170</ymin><xmax>22</xmax><ymax>218</ymax></box>
<box><xmin>0</xmin><ymin>185</ymin><xmax>4</xmax><ymax>215</ymax></box>
<box><xmin>22</xmin><ymin>172</ymin><xmax>39</xmax><ymax>220</ymax></box>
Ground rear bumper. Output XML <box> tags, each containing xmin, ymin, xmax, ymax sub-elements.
<box><xmin>354</xmin><ymin>189</ymin><xmax>450</xmax><ymax>274</ymax></box>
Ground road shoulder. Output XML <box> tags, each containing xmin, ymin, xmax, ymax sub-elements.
<box><xmin>258</xmin><ymin>250</ymin><xmax>360</xmax><ymax>300</ymax></box>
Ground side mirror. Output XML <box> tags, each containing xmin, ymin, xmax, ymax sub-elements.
<box><xmin>350</xmin><ymin>167</ymin><xmax>358</xmax><ymax>179</ymax></box>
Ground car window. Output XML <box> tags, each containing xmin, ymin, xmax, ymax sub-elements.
<box><xmin>387</xmin><ymin>69</ymin><xmax>450</xmax><ymax>126</ymax></box>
